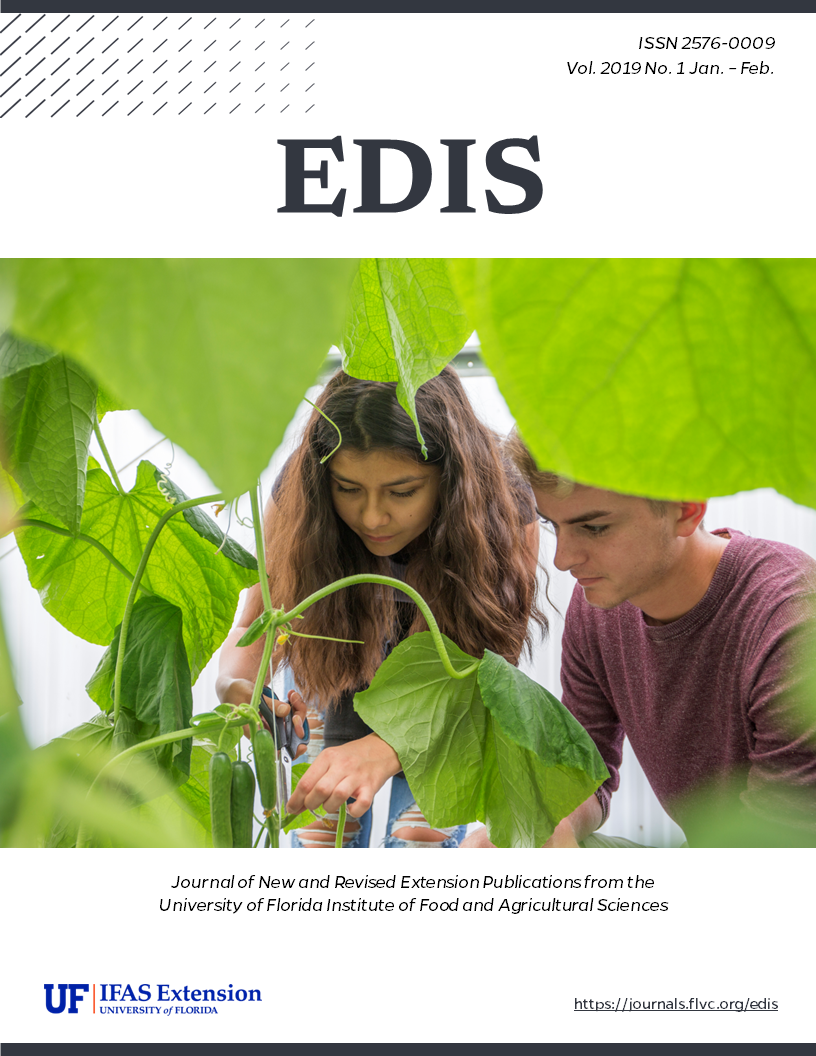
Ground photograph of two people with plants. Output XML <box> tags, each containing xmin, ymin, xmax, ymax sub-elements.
<box><xmin>1</xmin><ymin>258</ymin><xmax>814</xmax><ymax>850</ymax></box>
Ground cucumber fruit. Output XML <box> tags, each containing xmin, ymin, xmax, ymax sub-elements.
<box><xmin>230</xmin><ymin>760</ymin><xmax>256</xmax><ymax>849</ymax></box>
<box><xmin>252</xmin><ymin>727</ymin><xmax>278</xmax><ymax>813</ymax></box>
<box><xmin>209</xmin><ymin>752</ymin><xmax>233</xmax><ymax>848</ymax></box>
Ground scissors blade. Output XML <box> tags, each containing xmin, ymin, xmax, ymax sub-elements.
<box><xmin>279</xmin><ymin>745</ymin><xmax>294</xmax><ymax>807</ymax></box>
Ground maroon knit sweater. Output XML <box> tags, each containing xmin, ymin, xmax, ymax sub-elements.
<box><xmin>560</xmin><ymin>530</ymin><xmax>816</xmax><ymax>843</ymax></box>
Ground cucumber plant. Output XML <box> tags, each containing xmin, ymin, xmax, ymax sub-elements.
<box><xmin>1</xmin><ymin>257</ymin><xmax>814</xmax><ymax>848</ymax></box>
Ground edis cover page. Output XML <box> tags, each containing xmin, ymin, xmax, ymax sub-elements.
<box><xmin>0</xmin><ymin>4</ymin><xmax>814</xmax><ymax>1053</ymax></box>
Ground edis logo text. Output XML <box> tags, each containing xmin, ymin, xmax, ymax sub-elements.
<box><xmin>277</xmin><ymin>135</ymin><xmax>543</xmax><ymax>216</ymax></box>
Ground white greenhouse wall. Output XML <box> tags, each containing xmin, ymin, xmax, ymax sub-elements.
<box><xmin>4</xmin><ymin>373</ymin><xmax>816</xmax><ymax>848</ymax></box>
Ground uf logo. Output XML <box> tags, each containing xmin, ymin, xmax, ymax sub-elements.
<box><xmin>44</xmin><ymin>984</ymin><xmax>89</xmax><ymax>1014</ymax></box>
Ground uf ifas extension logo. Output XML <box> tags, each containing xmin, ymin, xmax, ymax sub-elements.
<box><xmin>44</xmin><ymin>984</ymin><xmax>89</xmax><ymax>1014</ymax></box>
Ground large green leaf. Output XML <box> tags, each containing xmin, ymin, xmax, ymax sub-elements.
<box><xmin>131</xmin><ymin>779</ymin><xmax>211</xmax><ymax>847</ymax></box>
<box><xmin>0</xmin><ymin>333</ymin><xmax>96</xmax><ymax>533</ymax></box>
<box><xmin>449</xmin><ymin>259</ymin><xmax>816</xmax><ymax>505</ymax></box>
<box><xmin>477</xmin><ymin>649</ymin><xmax>610</xmax><ymax>781</ymax></box>
<box><xmin>353</xmin><ymin>632</ymin><xmax>608</xmax><ymax>847</ymax></box>
<box><xmin>16</xmin><ymin>459</ymin><xmax>256</xmax><ymax>677</ymax></box>
<box><xmin>5</xmin><ymin>708</ymin><xmax>199</xmax><ymax>848</ymax></box>
<box><xmin>154</xmin><ymin>467</ymin><xmax>256</xmax><ymax>571</ymax></box>
<box><xmin>0</xmin><ymin>465</ymin><xmax>22</xmax><ymax>539</ymax></box>
<box><xmin>132</xmin><ymin>739</ymin><xmax>219</xmax><ymax>848</ymax></box>
<box><xmin>44</xmin><ymin>712</ymin><xmax>114</xmax><ymax>847</ymax></box>
<box><xmin>0</xmin><ymin>330</ymin><xmax>55</xmax><ymax>375</ymax></box>
<box><xmin>118</xmin><ymin>596</ymin><xmax>193</xmax><ymax>730</ymax></box>
<box><xmin>0</xmin><ymin>712</ymin><xmax>28</xmax><ymax>834</ymax></box>
<box><xmin>87</xmin><ymin>596</ymin><xmax>194</xmax><ymax>784</ymax></box>
<box><xmin>0</xmin><ymin>574</ymin><xmax>25</xmax><ymax>836</ymax></box>
<box><xmin>49</xmin><ymin>710</ymin><xmax>114</xmax><ymax>753</ymax></box>
<box><xmin>6</xmin><ymin>259</ymin><xmax>358</xmax><ymax>499</ymax></box>
<box><xmin>166</xmin><ymin>743</ymin><xmax>215</xmax><ymax>843</ymax></box>
<box><xmin>0</xmin><ymin>590</ymin><xmax>26</xmax><ymax>833</ymax></box>
<box><xmin>341</xmin><ymin>259</ymin><xmax>471</xmax><ymax>456</ymax></box>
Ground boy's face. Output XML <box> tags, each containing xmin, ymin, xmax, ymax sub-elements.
<box><xmin>533</xmin><ymin>482</ymin><xmax>679</xmax><ymax>612</ymax></box>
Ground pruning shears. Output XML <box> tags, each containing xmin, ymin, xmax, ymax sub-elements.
<box><xmin>259</xmin><ymin>686</ymin><xmax>310</xmax><ymax>806</ymax></box>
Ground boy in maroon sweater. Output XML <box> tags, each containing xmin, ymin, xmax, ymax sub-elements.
<box><xmin>465</xmin><ymin>437</ymin><xmax>816</xmax><ymax>848</ymax></box>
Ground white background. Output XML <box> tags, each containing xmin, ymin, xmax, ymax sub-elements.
<box><xmin>1</xmin><ymin>8</ymin><xmax>815</xmax><ymax>1047</ymax></box>
<box><xmin>10</xmin><ymin>849</ymin><xmax>809</xmax><ymax>1043</ymax></box>
<box><xmin>1</xmin><ymin>13</ymin><xmax>813</xmax><ymax>256</ymax></box>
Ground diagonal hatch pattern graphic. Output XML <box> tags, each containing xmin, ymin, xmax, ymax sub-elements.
<box><xmin>0</xmin><ymin>12</ymin><xmax>317</xmax><ymax>117</ymax></box>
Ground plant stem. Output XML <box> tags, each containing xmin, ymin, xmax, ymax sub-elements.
<box><xmin>112</xmin><ymin>493</ymin><xmax>223</xmax><ymax>726</ymax></box>
<box><xmin>17</xmin><ymin>520</ymin><xmax>155</xmax><ymax>594</ymax></box>
<box><xmin>246</xmin><ymin>485</ymin><xmax>280</xmax><ymax>713</ymax></box>
<box><xmin>336</xmin><ymin>803</ymin><xmax>347</xmax><ymax>848</ymax></box>
<box><xmin>279</xmin><ymin>575</ymin><xmax>480</xmax><ymax>680</ymax></box>
<box><xmin>303</xmin><ymin>396</ymin><xmax>342</xmax><ymax>463</ymax></box>
<box><xmin>93</xmin><ymin>419</ymin><xmax>125</xmax><ymax>495</ymax></box>
<box><xmin>249</xmin><ymin>485</ymin><xmax>273</xmax><ymax>614</ymax></box>
<box><xmin>248</xmin><ymin>484</ymin><xmax>284</xmax><ymax>850</ymax></box>
<box><xmin>249</xmin><ymin>633</ymin><xmax>279</xmax><ymax>715</ymax></box>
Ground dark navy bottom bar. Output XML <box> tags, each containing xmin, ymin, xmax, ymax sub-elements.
<box><xmin>2</xmin><ymin>1046</ymin><xmax>813</xmax><ymax>1055</ymax></box>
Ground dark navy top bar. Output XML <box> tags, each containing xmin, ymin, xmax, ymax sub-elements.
<box><xmin>3</xmin><ymin>4</ymin><xmax>813</xmax><ymax>14</ymax></box>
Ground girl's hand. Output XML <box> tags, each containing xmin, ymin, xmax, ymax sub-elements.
<box><xmin>285</xmin><ymin>734</ymin><xmax>401</xmax><ymax>817</ymax></box>
<box><xmin>264</xmin><ymin>690</ymin><xmax>308</xmax><ymax>758</ymax></box>
<box><xmin>279</xmin><ymin>689</ymin><xmax>308</xmax><ymax>744</ymax></box>
<box><xmin>222</xmin><ymin>680</ymin><xmax>307</xmax><ymax>755</ymax></box>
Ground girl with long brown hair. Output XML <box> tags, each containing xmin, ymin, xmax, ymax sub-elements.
<box><xmin>216</xmin><ymin>366</ymin><xmax>545</xmax><ymax>847</ymax></box>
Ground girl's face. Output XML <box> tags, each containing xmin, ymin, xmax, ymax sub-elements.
<box><xmin>329</xmin><ymin>448</ymin><xmax>441</xmax><ymax>557</ymax></box>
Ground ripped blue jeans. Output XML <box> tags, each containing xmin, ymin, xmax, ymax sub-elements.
<box><xmin>283</xmin><ymin>668</ymin><xmax>465</xmax><ymax>849</ymax></box>
<box><xmin>291</xmin><ymin>773</ymin><xmax>466</xmax><ymax>849</ymax></box>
